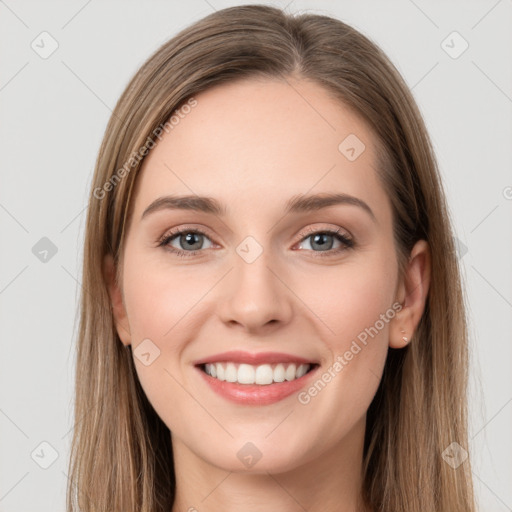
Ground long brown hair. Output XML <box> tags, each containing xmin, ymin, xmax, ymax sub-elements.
<box><xmin>67</xmin><ymin>5</ymin><xmax>476</xmax><ymax>511</ymax></box>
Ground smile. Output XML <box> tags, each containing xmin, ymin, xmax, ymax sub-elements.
<box><xmin>202</xmin><ymin>362</ymin><xmax>314</xmax><ymax>385</ymax></box>
<box><xmin>193</xmin><ymin>351</ymin><xmax>320</xmax><ymax>406</ymax></box>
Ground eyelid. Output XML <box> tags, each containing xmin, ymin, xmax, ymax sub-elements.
<box><xmin>295</xmin><ymin>224</ymin><xmax>352</xmax><ymax>241</ymax></box>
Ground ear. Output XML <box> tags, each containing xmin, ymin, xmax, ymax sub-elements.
<box><xmin>103</xmin><ymin>254</ymin><xmax>132</xmax><ymax>346</ymax></box>
<box><xmin>389</xmin><ymin>239</ymin><xmax>431</xmax><ymax>349</ymax></box>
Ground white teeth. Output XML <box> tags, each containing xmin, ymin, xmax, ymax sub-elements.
<box><xmin>296</xmin><ymin>364</ymin><xmax>309</xmax><ymax>378</ymax></box>
<box><xmin>203</xmin><ymin>362</ymin><xmax>313</xmax><ymax>385</ymax></box>
<box><xmin>225</xmin><ymin>362</ymin><xmax>237</xmax><ymax>383</ymax></box>
<box><xmin>238</xmin><ymin>364</ymin><xmax>255</xmax><ymax>384</ymax></box>
<box><xmin>216</xmin><ymin>363</ymin><xmax>224</xmax><ymax>381</ymax></box>
<box><xmin>255</xmin><ymin>364</ymin><xmax>273</xmax><ymax>385</ymax></box>
<box><xmin>285</xmin><ymin>363</ymin><xmax>296</xmax><ymax>381</ymax></box>
<box><xmin>273</xmin><ymin>363</ymin><xmax>285</xmax><ymax>382</ymax></box>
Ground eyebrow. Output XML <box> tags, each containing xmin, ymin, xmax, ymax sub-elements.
<box><xmin>141</xmin><ymin>192</ymin><xmax>376</xmax><ymax>222</ymax></box>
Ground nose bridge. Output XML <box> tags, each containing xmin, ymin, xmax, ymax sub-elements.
<box><xmin>217</xmin><ymin>237</ymin><xmax>294</xmax><ymax>331</ymax></box>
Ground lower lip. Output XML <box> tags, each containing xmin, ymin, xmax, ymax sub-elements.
<box><xmin>195</xmin><ymin>365</ymin><xmax>319</xmax><ymax>406</ymax></box>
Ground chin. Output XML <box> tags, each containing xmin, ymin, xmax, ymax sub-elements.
<box><xmin>197</xmin><ymin>439</ymin><xmax>312</xmax><ymax>475</ymax></box>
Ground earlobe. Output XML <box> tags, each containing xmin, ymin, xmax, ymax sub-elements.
<box><xmin>389</xmin><ymin>240</ymin><xmax>431</xmax><ymax>349</ymax></box>
<box><xmin>103</xmin><ymin>254</ymin><xmax>132</xmax><ymax>346</ymax></box>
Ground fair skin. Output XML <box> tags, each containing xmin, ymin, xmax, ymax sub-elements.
<box><xmin>104</xmin><ymin>77</ymin><xmax>430</xmax><ymax>512</ymax></box>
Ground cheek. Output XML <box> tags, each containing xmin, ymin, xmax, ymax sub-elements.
<box><xmin>119</xmin><ymin>244</ymin><xmax>204</xmax><ymax>393</ymax></box>
<box><xmin>120</xmin><ymin>258</ymin><xmax>207</xmax><ymax>431</ymax></box>
<box><xmin>291</xmin><ymin>251</ymin><xmax>397</xmax><ymax>418</ymax></box>
<box><xmin>297</xmin><ymin>251</ymin><xmax>398</xmax><ymax>353</ymax></box>
<box><xmin>122</xmin><ymin>252</ymin><xmax>207</xmax><ymax>342</ymax></box>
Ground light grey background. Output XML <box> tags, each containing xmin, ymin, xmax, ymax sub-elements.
<box><xmin>1</xmin><ymin>1</ymin><xmax>511</xmax><ymax>510</ymax></box>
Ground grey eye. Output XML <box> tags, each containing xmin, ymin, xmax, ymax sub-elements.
<box><xmin>300</xmin><ymin>232</ymin><xmax>342</xmax><ymax>252</ymax></box>
<box><xmin>168</xmin><ymin>231</ymin><xmax>213</xmax><ymax>251</ymax></box>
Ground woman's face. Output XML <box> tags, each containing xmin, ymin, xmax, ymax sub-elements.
<box><xmin>106</xmin><ymin>77</ymin><xmax>423</xmax><ymax>473</ymax></box>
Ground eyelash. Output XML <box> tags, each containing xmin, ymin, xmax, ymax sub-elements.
<box><xmin>157</xmin><ymin>225</ymin><xmax>355</xmax><ymax>259</ymax></box>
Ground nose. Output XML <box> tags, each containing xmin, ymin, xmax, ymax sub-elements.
<box><xmin>217</xmin><ymin>248</ymin><xmax>294</xmax><ymax>334</ymax></box>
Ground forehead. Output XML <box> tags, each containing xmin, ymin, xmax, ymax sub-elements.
<box><xmin>131</xmin><ymin>77</ymin><xmax>389</xmax><ymax>221</ymax></box>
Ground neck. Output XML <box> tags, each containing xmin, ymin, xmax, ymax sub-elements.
<box><xmin>170</xmin><ymin>415</ymin><xmax>369</xmax><ymax>512</ymax></box>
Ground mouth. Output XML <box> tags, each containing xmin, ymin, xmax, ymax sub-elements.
<box><xmin>193</xmin><ymin>351</ymin><xmax>320</xmax><ymax>406</ymax></box>
<box><xmin>198</xmin><ymin>361</ymin><xmax>318</xmax><ymax>385</ymax></box>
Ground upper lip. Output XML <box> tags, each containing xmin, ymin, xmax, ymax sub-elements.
<box><xmin>193</xmin><ymin>350</ymin><xmax>318</xmax><ymax>366</ymax></box>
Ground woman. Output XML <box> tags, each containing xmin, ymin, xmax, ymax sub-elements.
<box><xmin>67</xmin><ymin>5</ymin><xmax>476</xmax><ymax>511</ymax></box>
